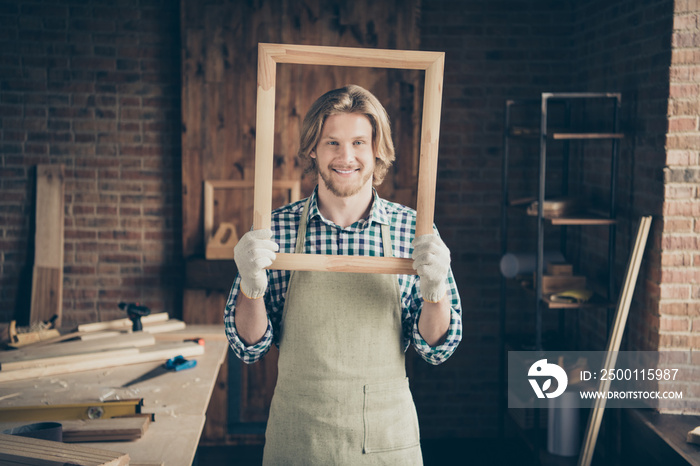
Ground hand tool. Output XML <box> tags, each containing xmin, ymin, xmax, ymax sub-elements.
<box><xmin>122</xmin><ymin>355</ymin><xmax>197</xmax><ymax>387</ymax></box>
<box><xmin>118</xmin><ymin>302</ymin><xmax>151</xmax><ymax>331</ymax></box>
<box><xmin>0</xmin><ymin>399</ymin><xmax>144</xmax><ymax>422</ymax></box>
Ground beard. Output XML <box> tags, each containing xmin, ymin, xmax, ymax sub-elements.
<box><xmin>317</xmin><ymin>163</ymin><xmax>374</xmax><ymax>198</ymax></box>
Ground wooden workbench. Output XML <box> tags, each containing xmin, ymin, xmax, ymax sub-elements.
<box><xmin>0</xmin><ymin>325</ymin><xmax>228</xmax><ymax>466</ymax></box>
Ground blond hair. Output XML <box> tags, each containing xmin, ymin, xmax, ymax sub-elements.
<box><xmin>297</xmin><ymin>85</ymin><xmax>395</xmax><ymax>186</ymax></box>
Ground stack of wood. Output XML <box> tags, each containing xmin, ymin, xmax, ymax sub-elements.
<box><xmin>0</xmin><ymin>313</ymin><xmax>202</xmax><ymax>383</ymax></box>
<box><xmin>539</xmin><ymin>261</ymin><xmax>591</xmax><ymax>303</ymax></box>
<box><xmin>0</xmin><ymin>433</ymin><xmax>130</xmax><ymax>465</ymax></box>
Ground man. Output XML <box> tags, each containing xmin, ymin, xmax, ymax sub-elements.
<box><xmin>225</xmin><ymin>85</ymin><xmax>462</xmax><ymax>465</ymax></box>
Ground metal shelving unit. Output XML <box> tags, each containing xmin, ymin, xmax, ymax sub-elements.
<box><xmin>498</xmin><ymin>92</ymin><xmax>623</xmax><ymax>445</ymax></box>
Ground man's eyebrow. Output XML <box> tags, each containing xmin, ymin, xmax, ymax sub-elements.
<box><xmin>321</xmin><ymin>134</ymin><xmax>370</xmax><ymax>140</ymax></box>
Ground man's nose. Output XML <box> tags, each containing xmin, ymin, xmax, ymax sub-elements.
<box><xmin>337</xmin><ymin>143</ymin><xmax>354</xmax><ymax>160</ymax></box>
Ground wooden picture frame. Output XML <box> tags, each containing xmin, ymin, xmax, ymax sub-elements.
<box><xmin>204</xmin><ymin>179</ymin><xmax>301</xmax><ymax>260</ymax></box>
<box><xmin>254</xmin><ymin>43</ymin><xmax>444</xmax><ymax>274</ymax></box>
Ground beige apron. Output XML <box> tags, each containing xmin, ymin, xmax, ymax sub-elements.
<box><xmin>262</xmin><ymin>198</ymin><xmax>422</xmax><ymax>465</ymax></box>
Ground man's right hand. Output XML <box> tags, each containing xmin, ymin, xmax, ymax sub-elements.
<box><xmin>234</xmin><ymin>229</ymin><xmax>279</xmax><ymax>299</ymax></box>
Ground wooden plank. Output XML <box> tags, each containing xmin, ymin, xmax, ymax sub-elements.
<box><xmin>61</xmin><ymin>416</ymin><xmax>152</xmax><ymax>443</ymax></box>
<box><xmin>0</xmin><ymin>433</ymin><xmax>129</xmax><ymax>466</ymax></box>
<box><xmin>0</xmin><ymin>333</ymin><xmax>157</xmax><ymax>362</ymax></box>
<box><xmin>77</xmin><ymin>312</ymin><xmax>170</xmax><ymax>333</ymax></box>
<box><xmin>0</xmin><ymin>342</ymin><xmax>205</xmax><ymax>383</ymax></box>
<box><xmin>551</xmin><ymin>132</ymin><xmax>624</xmax><ymax>140</ymax></box>
<box><xmin>30</xmin><ymin>165</ymin><xmax>65</xmax><ymax>327</ymax></box>
<box><xmin>140</xmin><ymin>319</ymin><xmax>186</xmax><ymax>334</ymax></box>
<box><xmin>578</xmin><ymin>216</ymin><xmax>652</xmax><ymax>466</ymax></box>
<box><xmin>268</xmin><ymin>252</ymin><xmax>416</xmax><ymax>275</ymax></box>
<box><xmin>0</xmin><ymin>348</ymin><xmax>140</xmax><ymax>372</ymax></box>
<box><xmin>29</xmin><ymin>267</ymin><xmax>62</xmax><ymax>327</ymax></box>
<box><xmin>260</xmin><ymin>43</ymin><xmax>440</xmax><ymax>69</ymax></box>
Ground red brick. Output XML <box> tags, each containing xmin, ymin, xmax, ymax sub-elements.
<box><xmin>665</xmin><ymin>184</ymin><xmax>695</xmax><ymax>198</ymax></box>
<box><xmin>660</xmin><ymin>316</ymin><xmax>690</xmax><ymax>331</ymax></box>
<box><xmin>663</xmin><ymin>218</ymin><xmax>694</xmax><ymax>232</ymax></box>
<box><xmin>666</xmin><ymin>133</ymin><xmax>700</xmax><ymax>150</ymax></box>
<box><xmin>663</xmin><ymin>200</ymin><xmax>700</xmax><ymax>216</ymax></box>
<box><xmin>660</xmin><ymin>302</ymin><xmax>691</xmax><ymax>316</ymax></box>
<box><xmin>668</xmin><ymin>116</ymin><xmax>699</xmax><ymax>132</ymax></box>
<box><xmin>661</xmin><ymin>234</ymin><xmax>700</xmax><ymax>250</ymax></box>
<box><xmin>661</xmin><ymin>268</ymin><xmax>700</xmax><ymax>283</ymax></box>
<box><xmin>673</xmin><ymin>13</ymin><xmax>698</xmax><ymax>31</ymax></box>
<box><xmin>659</xmin><ymin>284</ymin><xmax>692</xmax><ymax>299</ymax></box>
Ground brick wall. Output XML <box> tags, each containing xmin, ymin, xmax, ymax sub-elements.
<box><xmin>565</xmin><ymin>0</ymin><xmax>700</xmax><ymax>413</ymax></box>
<box><xmin>417</xmin><ymin>0</ymin><xmax>574</xmax><ymax>437</ymax></box>
<box><xmin>565</xmin><ymin>0</ymin><xmax>675</xmax><ymax>352</ymax></box>
<box><xmin>663</xmin><ymin>1</ymin><xmax>700</xmax><ymax>349</ymax></box>
<box><xmin>657</xmin><ymin>0</ymin><xmax>700</xmax><ymax>412</ymax></box>
<box><xmin>0</xmin><ymin>0</ymin><xmax>182</xmax><ymax>326</ymax></box>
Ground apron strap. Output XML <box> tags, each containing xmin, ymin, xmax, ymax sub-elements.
<box><xmin>380</xmin><ymin>223</ymin><xmax>393</xmax><ymax>258</ymax></box>
<box><xmin>294</xmin><ymin>197</ymin><xmax>313</xmax><ymax>254</ymax></box>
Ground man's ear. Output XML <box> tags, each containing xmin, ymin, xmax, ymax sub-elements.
<box><xmin>310</xmin><ymin>150</ymin><xmax>316</xmax><ymax>159</ymax></box>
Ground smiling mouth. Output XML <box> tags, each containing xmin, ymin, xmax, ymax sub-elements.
<box><xmin>332</xmin><ymin>168</ymin><xmax>359</xmax><ymax>175</ymax></box>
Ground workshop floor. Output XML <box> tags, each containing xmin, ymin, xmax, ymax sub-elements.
<box><xmin>194</xmin><ymin>437</ymin><xmax>539</xmax><ymax>465</ymax></box>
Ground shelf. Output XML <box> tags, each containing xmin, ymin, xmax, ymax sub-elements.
<box><xmin>509</xmin><ymin>130</ymin><xmax>624</xmax><ymax>140</ymax></box>
<box><xmin>507</xmin><ymin>202</ymin><xmax>616</xmax><ymax>225</ymax></box>
<box><xmin>517</xmin><ymin>283</ymin><xmax>613</xmax><ymax>310</ymax></box>
<box><xmin>550</xmin><ymin>132</ymin><xmax>624</xmax><ymax>140</ymax></box>
<box><xmin>547</xmin><ymin>214</ymin><xmax>616</xmax><ymax>226</ymax></box>
<box><xmin>509</xmin><ymin>126</ymin><xmax>540</xmax><ymax>138</ymax></box>
<box><xmin>541</xmin><ymin>293</ymin><xmax>613</xmax><ymax>310</ymax></box>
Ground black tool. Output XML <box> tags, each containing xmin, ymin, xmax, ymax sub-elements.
<box><xmin>118</xmin><ymin>302</ymin><xmax>151</xmax><ymax>332</ymax></box>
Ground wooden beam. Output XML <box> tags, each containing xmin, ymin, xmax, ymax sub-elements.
<box><xmin>0</xmin><ymin>342</ymin><xmax>205</xmax><ymax>383</ymax></box>
<box><xmin>270</xmin><ymin>252</ymin><xmax>416</xmax><ymax>275</ymax></box>
<box><xmin>0</xmin><ymin>333</ymin><xmax>157</xmax><ymax>362</ymax></box>
<box><xmin>578</xmin><ymin>215</ymin><xmax>653</xmax><ymax>466</ymax></box>
<box><xmin>77</xmin><ymin>312</ymin><xmax>170</xmax><ymax>333</ymax></box>
<box><xmin>0</xmin><ymin>348</ymin><xmax>140</xmax><ymax>372</ymax></box>
<box><xmin>61</xmin><ymin>416</ymin><xmax>152</xmax><ymax>443</ymax></box>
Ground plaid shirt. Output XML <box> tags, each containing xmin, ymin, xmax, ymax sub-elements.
<box><xmin>224</xmin><ymin>188</ymin><xmax>462</xmax><ymax>365</ymax></box>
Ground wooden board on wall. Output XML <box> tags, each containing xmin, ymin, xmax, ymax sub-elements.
<box><xmin>181</xmin><ymin>0</ymin><xmax>423</xmax><ymax>259</ymax></box>
<box><xmin>30</xmin><ymin>164</ymin><xmax>65</xmax><ymax>327</ymax></box>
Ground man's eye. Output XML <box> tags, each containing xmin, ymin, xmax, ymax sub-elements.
<box><xmin>328</xmin><ymin>141</ymin><xmax>338</xmax><ymax>145</ymax></box>
<box><xmin>354</xmin><ymin>140</ymin><xmax>365</xmax><ymax>145</ymax></box>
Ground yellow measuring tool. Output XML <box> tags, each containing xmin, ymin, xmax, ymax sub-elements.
<box><xmin>0</xmin><ymin>398</ymin><xmax>144</xmax><ymax>422</ymax></box>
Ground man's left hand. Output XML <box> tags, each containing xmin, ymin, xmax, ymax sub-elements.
<box><xmin>412</xmin><ymin>234</ymin><xmax>451</xmax><ymax>303</ymax></box>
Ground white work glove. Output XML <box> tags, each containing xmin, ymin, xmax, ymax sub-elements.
<box><xmin>412</xmin><ymin>234</ymin><xmax>451</xmax><ymax>303</ymax></box>
<box><xmin>234</xmin><ymin>229</ymin><xmax>279</xmax><ymax>299</ymax></box>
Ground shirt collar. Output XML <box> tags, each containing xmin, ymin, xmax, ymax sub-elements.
<box><xmin>307</xmin><ymin>186</ymin><xmax>391</xmax><ymax>228</ymax></box>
